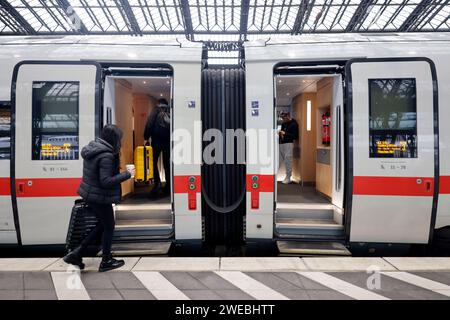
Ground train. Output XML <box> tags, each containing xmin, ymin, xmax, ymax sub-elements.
<box><xmin>0</xmin><ymin>33</ymin><xmax>449</xmax><ymax>255</ymax></box>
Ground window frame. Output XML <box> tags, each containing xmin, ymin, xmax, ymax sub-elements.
<box><xmin>368</xmin><ymin>77</ymin><xmax>418</xmax><ymax>159</ymax></box>
<box><xmin>31</xmin><ymin>81</ymin><xmax>81</xmax><ymax>161</ymax></box>
<box><xmin>0</xmin><ymin>101</ymin><xmax>11</xmax><ymax>160</ymax></box>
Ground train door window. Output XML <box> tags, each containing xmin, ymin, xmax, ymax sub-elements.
<box><xmin>31</xmin><ymin>81</ymin><xmax>80</xmax><ymax>161</ymax></box>
<box><xmin>369</xmin><ymin>78</ymin><xmax>417</xmax><ymax>158</ymax></box>
<box><xmin>0</xmin><ymin>102</ymin><xmax>10</xmax><ymax>160</ymax></box>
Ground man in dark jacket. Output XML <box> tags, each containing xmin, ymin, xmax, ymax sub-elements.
<box><xmin>279</xmin><ymin>112</ymin><xmax>299</xmax><ymax>184</ymax></box>
<box><xmin>144</xmin><ymin>98</ymin><xmax>171</xmax><ymax>197</ymax></box>
<box><xmin>64</xmin><ymin>125</ymin><xmax>132</xmax><ymax>272</ymax></box>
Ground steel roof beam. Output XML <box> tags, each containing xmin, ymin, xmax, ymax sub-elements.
<box><xmin>416</xmin><ymin>0</ymin><xmax>449</xmax><ymax>31</ymax></box>
<box><xmin>398</xmin><ymin>0</ymin><xmax>434</xmax><ymax>32</ymax></box>
<box><xmin>0</xmin><ymin>7</ymin><xmax>25</xmax><ymax>34</ymax></box>
<box><xmin>345</xmin><ymin>0</ymin><xmax>376</xmax><ymax>32</ymax></box>
<box><xmin>117</xmin><ymin>0</ymin><xmax>142</xmax><ymax>36</ymax></box>
<box><xmin>0</xmin><ymin>0</ymin><xmax>35</xmax><ymax>34</ymax></box>
<box><xmin>291</xmin><ymin>0</ymin><xmax>314</xmax><ymax>35</ymax></box>
<box><xmin>239</xmin><ymin>0</ymin><xmax>250</xmax><ymax>41</ymax></box>
<box><xmin>179</xmin><ymin>0</ymin><xmax>194</xmax><ymax>41</ymax></box>
<box><xmin>55</xmin><ymin>0</ymin><xmax>89</xmax><ymax>34</ymax></box>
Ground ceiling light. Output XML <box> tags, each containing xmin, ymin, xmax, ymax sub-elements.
<box><xmin>143</xmin><ymin>81</ymin><xmax>147</xmax><ymax>84</ymax></box>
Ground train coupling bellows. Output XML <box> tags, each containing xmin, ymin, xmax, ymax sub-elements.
<box><xmin>277</xmin><ymin>241</ymin><xmax>351</xmax><ymax>256</ymax></box>
<box><xmin>99</xmin><ymin>242</ymin><xmax>172</xmax><ymax>256</ymax></box>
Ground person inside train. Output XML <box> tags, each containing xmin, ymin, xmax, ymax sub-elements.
<box><xmin>63</xmin><ymin>125</ymin><xmax>134</xmax><ymax>272</ymax></box>
<box><xmin>144</xmin><ymin>98</ymin><xmax>171</xmax><ymax>198</ymax></box>
<box><xmin>279</xmin><ymin>112</ymin><xmax>299</xmax><ymax>184</ymax></box>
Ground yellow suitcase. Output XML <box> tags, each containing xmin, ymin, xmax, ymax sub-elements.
<box><xmin>134</xmin><ymin>146</ymin><xmax>154</xmax><ymax>182</ymax></box>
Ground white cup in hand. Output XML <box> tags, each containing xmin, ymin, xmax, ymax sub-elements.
<box><xmin>126</xmin><ymin>164</ymin><xmax>135</xmax><ymax>179</ymax></box>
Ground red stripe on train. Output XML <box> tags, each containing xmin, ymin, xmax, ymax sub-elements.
<box><xmin>246</xmin><ymin>175</ymin><xmax>275</xmax><ymax>192</ymax></box>
<box><xmin>1</xmin><ymin>175</ymin><xmax>448</xmax><ymax>198</ymax></box>
<box><xmin>15</xmin><ymin>178</ymin><xmax>81</xmax><ymax>198</ymax></box>
<box><xmin>0</xmin><ymin>177</ymin><xmax>11</xmax><ymax>196</ymax></box>
<box><xmin>353</xmin><ymin>176</ymin><xmax>434</xmax><ymax>196</ymax></box>
<box><xmin>173</xmin><ymin>175</ymin><xmax>201</xmax><ymax>194</ymax></box>
<box><xmin>440</xmin><ymin>176</ymin><xmax>450</xmax><ymax>194</ymax></box>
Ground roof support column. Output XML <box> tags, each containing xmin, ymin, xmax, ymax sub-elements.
<box><xmin>179</xmin><ymin>0</ymin><xmax>194</xmax><ymax>41</ymax></box>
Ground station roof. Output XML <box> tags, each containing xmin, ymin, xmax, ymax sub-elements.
<box><xmin>0</xmin><ymin>1</ymin><xmax>449</xmax><ymax>41</ymax></box>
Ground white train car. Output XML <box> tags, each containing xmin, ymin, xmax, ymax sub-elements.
<box><xmin>245</xmin><ymin>33</ymin><xmax>450</xmax><ymax>254</ymax></box>
<box><xmin>0</xmin><ymin>33</ymin><xmax>449</xmax><ymax>255</ymax></box>
<box><xmin>0</xmin><ymin>36</ymin><xmax>203</xmax><ymax>251</ymax></box>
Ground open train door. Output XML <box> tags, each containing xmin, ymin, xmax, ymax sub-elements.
<box><xmin>11</xmin><ymin>61</ymin><xmax>100</xmax><ymax>245</ymax></box>
<box><xmin>346</xmin><ymin>58</ymin><xmax>438</xmax><ymax>244</ymax></box>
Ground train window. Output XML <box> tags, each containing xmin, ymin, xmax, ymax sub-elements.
<box><xmin>0</xmin><ymin>102</ymin><xmax>11</xmax><ymax>160</ymax></box>
<box><xmin>369</xmin><ymin>78</ymin><xmax>417</xmax><ymax>158</ymax></box>
<box><xmin>32</xmin><ymin>82</ymin><xmax>79</xmax><ymax>161</ymax></box>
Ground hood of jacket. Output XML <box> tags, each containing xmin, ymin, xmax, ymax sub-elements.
<box><xmin>81</xmin><ymin>138</ymin><xmax>114</xmax><ymax>160</ymax></box>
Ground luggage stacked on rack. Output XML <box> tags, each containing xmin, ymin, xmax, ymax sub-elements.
<box><xmin>134</xmin><ymin>145</ymin><xmax>154</xmax><ymax>183</ymax></box>
<box><xmin>66</xmin><ymin>199</ymin><xmax>99</xmax><ymax>251</ymax></box>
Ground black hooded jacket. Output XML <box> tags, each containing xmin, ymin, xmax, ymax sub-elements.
<box><xmin>78</xmin><ymin>138</ymin><xmax>131</xmax><ymax>204</ymax></box>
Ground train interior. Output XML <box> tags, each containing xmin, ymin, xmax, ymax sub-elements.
<box><xmin>102</xmin><ymin>75</ymin><xmax>173</xmax><ymax>254</ymax></box>
<box><xmin>274</xmin><ymin>74</ymin><xmax>347</xmax><ymax>248</ymax></box>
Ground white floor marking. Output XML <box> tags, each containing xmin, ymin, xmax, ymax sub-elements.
<box><xmin>382</xmin><ymin>272</ymin><xmax>450</xmax><ymax>297</ymax></box>
<box><xmin>298</xmin><ymin>272</ymin><xmax>390</xmax><ymax>300</ymax></box>
<box><xmin>215</xmin><ymin>271</ymin><xmax>289</xmax><ymax>300</ymax></box>
<box><xmin>133</xmin><ymin>271</ymin><xmax>190</xmax><ymax>300</ymax></box>
<box><xmin>51</xmin><ymin>271</ymin><xmax>90</xmax><ymax>300</ymax></box>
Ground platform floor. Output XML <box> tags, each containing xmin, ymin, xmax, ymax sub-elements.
<box><xmin>1</xmin><ymin>257</ymin><xmax>450</xmax><ymax>300</ymax></box>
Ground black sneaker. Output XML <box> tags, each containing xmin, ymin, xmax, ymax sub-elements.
<box><xmin>99</xmin><ymin>256</ymin><xmax>125</xmax><ymax>273</ymax></box>
<box><xmin>63</xmin><ymin>247</ymin><xmax>85</xmax><ymax>270</ymax></box>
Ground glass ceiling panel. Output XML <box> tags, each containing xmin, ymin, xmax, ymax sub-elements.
<box><xmin>248</xmin><ymin>0</ymin><xmax>302</xmax><ymax>32</ymax></box>
<box><xmin>0</xmin><ymin>21</ymin><xmax>12</xmax><ymax>33</ymax></box>
<box><xmin>9</xmin><ymin>0</ymin><xmax>75</xmax><ymax>32</ymax></box>
<box><xmin>0</xmin><ymin>9</ymin><xmax>14</xmax><ymax>33</ymax></box>
<box><xmin>416</xmin><ymin>3</ymin><xmax>450</xmax><ymax>31</ymax></box>
<box><xmin>189</xmin><ymin>0</ymin><xmax>241</xmax><ymax>32</ymax></box>
<box><xmin>361</xmin><ymin>1</ymin><xmax>421</xmax><ymax>31</ymax></box>
<box><xmin>0</xmin><ymin>0</ymin><xmax>449</xmax><ymax>36</ymax></box>
<box><xmin>67</xmin><ymin>0</ymin><xmax>128</xmax><ymax>33</ymax></box>
<box><xmin>128</xmin><ymin>0</ymin><xmax>184</xmax><ymax>32</ymax></box>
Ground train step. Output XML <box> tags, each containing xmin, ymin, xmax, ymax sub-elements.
<box><xmin>275</xmin><ymin>217</ymin><xmax>344</xmax><ymax>237</ymax></box>
<box><xmin>277</xmin><ymin>241</ymin><xmax>351</xmax><ymax>256</ymax></box>
<box><xmin>276</xmin><ymin>203</ymin><xmax>335</xmax><ymax>220</ymax></box>
<box><xmin>114</xmin><ymin>219</ymin><xmax>173</xmax><ymax>238</ymax></box>
<box><xmin>114</xmin><ymin>203</ymin><xmax>172</xmax><ymax>221</ymax></box>
<box><xmin>101</xmin><ymin>241</ymin><xmax>172</xmax><ymax>256</ymax></box>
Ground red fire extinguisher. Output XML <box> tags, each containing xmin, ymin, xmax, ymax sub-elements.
<box><xmin>322</xmin><ymin>112</ymin><xmax>331</xmax><ymax>145</ymax></box>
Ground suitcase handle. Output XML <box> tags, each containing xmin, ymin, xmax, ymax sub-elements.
<box><xmin>144</xmin><ymin>146</ymin><xmax>147</xmax><ymax>182</ymax></box>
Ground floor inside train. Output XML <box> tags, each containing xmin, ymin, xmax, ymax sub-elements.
<box><xmin>277</xmin><ymin>182</ymin><xmax>330</xmax><ymax>204</ymax></box>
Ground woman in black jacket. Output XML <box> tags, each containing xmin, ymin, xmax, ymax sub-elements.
<box><xmin>64</xmin><ymin>125</ymin><xmax>133</xmax><ymax>272</ymax></box>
